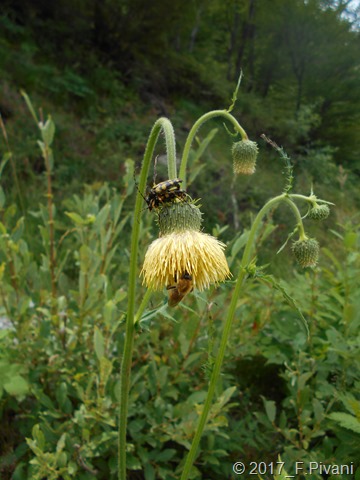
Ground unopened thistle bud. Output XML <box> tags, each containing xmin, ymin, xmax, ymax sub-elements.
<box><xmin>231</xmin><ymin>139</ymin><xmax>258</xmax><ymax>175</ymax></box>
<box><xmin>292</xmin><ymin>237</ymin><xmax>319</xmax><ymax>268</ymax></box>
<box><xmin>308</xmin><ymin>203</ymin><xmax>330</xmax><ymax>221</ymax></box>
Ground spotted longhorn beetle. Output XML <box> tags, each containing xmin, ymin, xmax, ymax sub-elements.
<box><xmin>145</xmin><ymin>178</ymin><xmax>187</xmax><ymax>211</ymax></box>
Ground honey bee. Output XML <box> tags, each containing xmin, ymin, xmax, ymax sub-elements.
<box><xmin>167</xmin><ymin>272</ymin><xmax>194</xmax><ymax>307</ymax></box>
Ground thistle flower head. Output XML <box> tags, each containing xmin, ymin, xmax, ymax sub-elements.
<box><xmin>231</xmin><ymin>139</ymin><xmax>258</xmax><ymax>175</ymax></box>
<box><xmin>141</xmin><ymin>200</ymin><xmax>231</xmax><ymax>294</ymax></box>
<box><xmin>308</xmin><ymin>203</ymin><xmax>330</xmax><ymax>221</ymax></box>
<box><xmin>141</xmin><ymin>229</ymin><xmax>230</xmax><ymax>291</ymax></box>
<box><xmin>292</xmin><ymin>237</ymin><xmax>319</xmax><ymax>268</ymax></box>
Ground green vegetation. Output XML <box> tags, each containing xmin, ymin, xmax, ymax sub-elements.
<box><xmin>1</xmin><ymin>1</ymin><xmax>360</xmax><ymax>479</ymax></box>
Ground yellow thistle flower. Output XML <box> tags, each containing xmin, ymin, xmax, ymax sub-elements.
<box><xmin>141</xmin><ymin>229</ymin><xmax>230</xmax><ymax>291</ymax></box>
<box><xmin>140</xmin><ymin>201</ymin><xmax>231</xmax><ymax>304</ymax></box>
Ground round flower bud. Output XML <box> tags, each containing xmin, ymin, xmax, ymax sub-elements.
<box><xmin>308</xmin><ymin>203</ymin><xmax>330</xmax><ymax>221</ymax></box>
<box><xmin>231</xmin><ymin>139</ymin><xmax>258</xmax><ymax>175</ymax></box>
<box><xmin>292</xmin><ymin>238</ymin><xmax>319</xmax><ymax>268</ymax></box>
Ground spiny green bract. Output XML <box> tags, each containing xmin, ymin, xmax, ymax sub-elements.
<box><xmin>292</xmin><ymin>237</ymin><xmax>320</xmax><ymax>268</ymax></box>
<box><xmin>308</xmin><ymin>203</ymin><xmax>330</xmax><ymax>220</ymax></box>
<box><xmin>231</xmin><ymin>139</ymin><xmax>258</xmax><ymax>175</ymax></box>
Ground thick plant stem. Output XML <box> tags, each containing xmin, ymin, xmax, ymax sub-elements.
<box><xmin>179</xmin><ymin>110</ymin><xmax>248</xmax><ymax>188</ymax></box>
<box><xmin>180</xmin><ymin>193</ymin><xmax>304</xmax><ymax>480</ymax></box>
<box><xmin>118</xmin><ymin>118</ymin><xmax>176</xmax><ymax>480</ymax></box>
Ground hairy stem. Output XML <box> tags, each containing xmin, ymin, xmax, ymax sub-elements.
<box><xmin>118</xmin><ymin>117</ymin><xmax>176</xmax><ymax>480</ymax></box>
<box><xmin>164</xmin><ymin>121</ymin><xmax>177</xmax><ymax>179</ymax></box>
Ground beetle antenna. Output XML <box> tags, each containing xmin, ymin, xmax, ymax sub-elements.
<box><xmin>153</xmin><ymin>155</ymin><xmax>159</xmax><ymax>185</ymax></box>
<box><xmin>133</xmin><ymin>171</ymin><xmax>148</xmax><ymax>203</ymax></box>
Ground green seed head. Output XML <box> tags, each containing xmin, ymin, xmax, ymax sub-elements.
<box><xmin>231</xmin><ymin>139</ymin><xmax>258</xmax><ymax>175</ymax></box>
<box><xmin>292</xmin><ymin>237</ymin><xmax>320</xmax><ymax>268</ymax></box>
<box><xmin>308</xmin><ymin>203</ymin><xmax>330</xmax><ymax>221</ymax></box>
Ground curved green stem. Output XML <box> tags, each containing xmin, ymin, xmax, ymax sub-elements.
<box><xmin>180</xmin><ymin>193</ymin><xmax>305</xmax><ymax>479</ymax></box>
<box><xmin>283</xmin><ymin>196</ymin><xmax>306</xmax><ymax>239</ymax></box>
<box><xmin>163</xmin><ymin>120</ymin><xmax>177</xmax><ymax>179</ymax></box>
<box><xmin>118</xmin><ymin>117</ymin><xmax>175</xmax><ymax>480</ymax></box>
<box><xmin>179</xmin><ymin>110</ymin><xmax>248</xmax><ymax>188</ymax></box>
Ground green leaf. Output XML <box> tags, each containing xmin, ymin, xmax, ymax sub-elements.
<box><xmin>37</xmin><ymin>139</ymin><xmax>46</xmax><ymax>158</ymax></box>
<box><xmin>12</xmin><ymin>217</ymin><xmax>24</xmax><ymax>242</ymax></box>
<box><xmin>56</xmin><ymin>433</ymin><xmax>67</xmax><ymax>453</ymax></box>
<box><xmin>0</xmin><ymin>152</ymin><xmax>11</xmax><ymax>178</ymax></box>
<box><xmin>0</xmin><ymin>186</ymin><xmax>5</xmax><ymax>208</ymax></box>
<box><xmin>94</xmin><ymin>326</ymin><xmax>105</xmax><ymax>361</ymax></box>
<box><xmin>104</xmin><ymin>300</ymin><xmax>116</xmax><ymax>326</ymax></box>
<box><xmin>40</xmin><ymin>116</ymin><xmax>56</xmax><ymax>146</ymax></box>
<box><xmin>338</xmin><ymin>393</ymin><xmax>360</xmax><ymax>417</ymax></box>
<box><xmin>31</xmin><ymin>424</ymin><xmax>45</xmax><ymax>450</ymax></box>
<box><xmin>65</xmin><ymin>211</ymin><xmax>88</xmax><ymax>225</ymax></box>
<box><xmin>217</xmin><ymin>386</ymin><xmax>237</xmax><ymax>408</ymax></box>
<box><xmin>231</xmin><ymin>231</ymin><xmax>249</xmax><ymax>258</ymax></box>
<box><xmin>56</xmin><ymin>451</ymin><xmax>67</xmax><ymax>468</ymax></box>
<box><xmin>144</xmin><ymin>462</ymin><xmax>155</xmax><ymax>480</ymax></box>
<box><xmin>55</xmin><ymin>382</ymin><xmax>69</xmax><ymax>410</ymax></box>
<box><xmin>99</xmin><ymin>356</ymin><xmax>113</xmax><ymax>387</ymax></box>
<box><xmin>328</xmin><ymin>412</ymin><xmax>360</xmax><ymax>434</ymax></box>
<box><xmin>156</xmin><ymin>448</ymin><xmax>176</xmax><ymax>462</ymax></box>
<box><xmin>20</xmin><ymin>90</ymin><xmax>39</xmax><ymax>124</ymax></box>
<box><xmin>312</xmin><ymin>398</ymin><xmax>324</xmax><ymax>421</ymax></box>
<box><xmin>298</xmin><ymin>372</ymin><xmax>314</xmax><ymax>390</ymax></box>
<box><xmin>4</xmin><ymin>375</ymin><xmax>29</xmax><ymax>396</ymax></box>
<box><xmin>33</xmin><ymin>388</ymin><xmax>56</xmax><ymax>410</ymax></box>
<box><xmin>263</xmin><ymin>398</ymin><xmax>276</xmax><ymax>423</ymax></box>
<box><xmin>95</xmin><ymin>203</ymin><xmax>111</xmax><ymax>229</ymax></box>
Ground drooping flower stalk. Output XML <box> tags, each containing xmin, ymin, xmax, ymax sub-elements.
<box><xmin>179</xmin><ymin>110</ymin><xmax>249</xmax><ymax>188</ymax></box>
<box><xmin>118</xmin><ymin>117</ymin><xmax>176</xmax><ymax>480</ymax></box>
